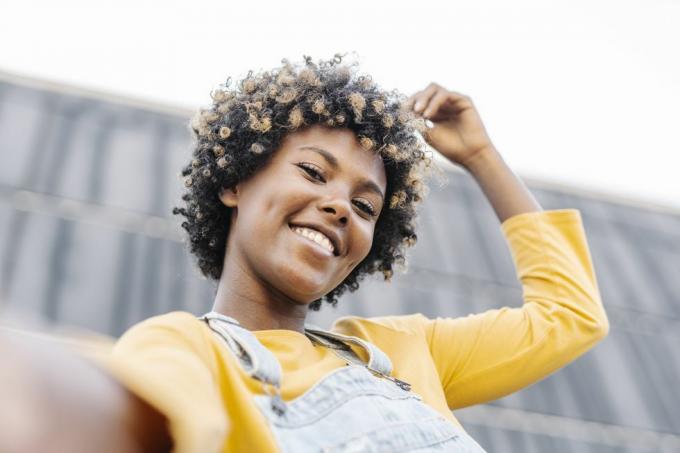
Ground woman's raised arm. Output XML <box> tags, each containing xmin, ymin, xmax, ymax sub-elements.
<box><xmin>405</xmin><ymin>84</ymin><xmax>608</xmax><ymax>408</ymax></box>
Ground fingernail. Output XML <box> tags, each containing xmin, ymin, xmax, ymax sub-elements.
<box><xmin>414</xmin><ymin>101</ymin><xmax>422</xmax><ymax>111</ymax></box>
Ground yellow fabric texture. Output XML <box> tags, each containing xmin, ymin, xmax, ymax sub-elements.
<box><xmin>92</xmin><ymin>208</ymin><xmax>609</xmax><ymax>453</ymax></box>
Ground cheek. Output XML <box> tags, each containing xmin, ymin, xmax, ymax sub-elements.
<box><xmin>261</xmin><ymin>172</ymin><xmax>311</xmax><ymax>210</ymax></box>
<box><xmin>350</xmin><ymin>222</ymin><xmax>377</xmax><ymax>261</ymax></box>
<box><xmin>241</xmin><ymin>178</ymin><xmax>295</xmax><ymax>221</ymax></box>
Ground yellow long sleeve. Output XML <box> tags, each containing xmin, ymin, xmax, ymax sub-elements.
<box><xmin>424</xmin><ymin>209</ymin><xmax>609</xmax><ymax>409</ymax></box>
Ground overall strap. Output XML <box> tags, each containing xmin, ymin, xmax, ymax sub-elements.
<box><xmin>200</xmin><ymin>311</ymin><xmax>282</xmax><ymax>388</ymax></box>
<box><xmin>303</xmin><ymin>324</ymin><xmax>393</xmax><ymax>377</ymax></box>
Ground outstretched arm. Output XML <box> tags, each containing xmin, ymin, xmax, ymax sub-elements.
<box><xmin>0</xmin><ymin>328</ymin><xmax>171</xmax><ymax>453</ymax></box>
<box><xmin>405</xmin><ymin>83</ymin><xmax>542</xmax><ymax>221</ymax></box>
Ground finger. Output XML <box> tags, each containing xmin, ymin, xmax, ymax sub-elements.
<box><xmin>402</xmin><ymin>92</ymin><xmax>420</xmax><ymax>111</ymax></box>
<box><xmin>442</xmin><ymin>89</ymin><xmax>469</xmax><ymax>101</ymax></box>
<box><xmin>421</xmin><ymin>90</ymin><xmax>450</xmax><ymax>119</ymax></box>
<box><xmin>412</xmin><ymin>83</ymin><xmax>440</xmax><ymax>113</ymax></box>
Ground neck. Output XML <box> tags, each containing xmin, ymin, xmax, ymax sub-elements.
<box><xmin>212</xmin><ymin>254</ymin><xmax>309</xmax><ymax>334</ymax></box>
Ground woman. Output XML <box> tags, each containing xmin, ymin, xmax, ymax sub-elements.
<box><xmin>1</xmin><ymin>54</ymin><xmax>609</xmax><ymax>452</ymax></box>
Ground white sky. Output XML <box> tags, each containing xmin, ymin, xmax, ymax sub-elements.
<box><xmin>2</xmin><ymin>0</ymin><xmax>679</xmax><ymax>210</ymax></box>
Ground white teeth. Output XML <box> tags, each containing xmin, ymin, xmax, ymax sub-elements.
<box><xmin>292</xmin><ymin>226</ymin><xmax>335</xmax><ymax>254</ymax></box>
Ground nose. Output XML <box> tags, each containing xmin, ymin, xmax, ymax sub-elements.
<box><xmin>319</xmin><ymin>196</ymin><xmax>350</xmax><ymax>226</ymax></box>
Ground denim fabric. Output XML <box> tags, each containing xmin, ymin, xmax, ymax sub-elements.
<box><xmin>304</xmin><ymin>325</ymin><xmax>393</xmax><ymax>376</ymax></box>
<box><xmin>202</xmin><ymin>312</ymin><xmax>282</xmax><ymax>386</ymax></box>
<box><xmin>201</xmin><ymin>312</ymin><xmax>487</xmax><ymax>452</ymax></box>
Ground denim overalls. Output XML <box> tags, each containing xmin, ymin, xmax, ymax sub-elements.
<box><xmin>200</xmin><ymin>312</ymin><xmax>487</xmax><ymax>452</ymax></box>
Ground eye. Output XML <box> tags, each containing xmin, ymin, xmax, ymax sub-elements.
<box><xmin>297</xmin><ymin>162</ymin><xmax>325</xmax><ymax>183</ymax></box>
<box><xmin>353</xmin><ymin>199</ymin><xmax>377</xmax><ymax>217</ymax></box>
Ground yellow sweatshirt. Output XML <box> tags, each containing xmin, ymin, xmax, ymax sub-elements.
<box><xmin>94</xmin><ymin>209</ymin><xmax>609</xmax><ymax>452</ymax></box>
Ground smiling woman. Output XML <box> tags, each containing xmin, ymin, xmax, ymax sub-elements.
<box><xmin>0</xmin><ymin>54</ymin><xmax>609</xmax><ymax>453</ymax></box>
<box><xmin>213</xmin><ymin>126</ymin><xmax>392</xmax><ymax>329</ymax></box>
<box><xmin>172</xmin><ymin>55</ymin><xmax>432</xmax><ymax>314</ymax></box>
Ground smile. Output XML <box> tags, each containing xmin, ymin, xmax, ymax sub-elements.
<box><xmin>290</xmin><ymin>225</ymin><xmax>336</xmax><ymax>256</ymax></box>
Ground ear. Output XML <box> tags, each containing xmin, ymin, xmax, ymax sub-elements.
<box><xmin>218</xmin><ymin>186</ymin><xmax>239</xmax><ymax>208</ymax></box>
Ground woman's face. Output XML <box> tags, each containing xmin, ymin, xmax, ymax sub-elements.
<box><xmin>220</xmin><ymin>125</ymin><xmax>387</xmax><ymax>305</ymax></box>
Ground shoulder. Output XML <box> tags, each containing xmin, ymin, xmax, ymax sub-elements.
<box><xmin>120</xmin><ymin>311</ymin><xmax>206</xmax><ymax>335</ymax></box>
<box><xmin>114</xmin><ymin>311</ymin><xmax>212</xmax><ymax>353</ymax></box>
<box><xmin>332</xmin><ymin>313</ymin><xmax>432</xmax><ymax>339</ymax></box>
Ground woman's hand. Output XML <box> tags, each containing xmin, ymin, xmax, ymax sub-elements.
<box><xmin>405</xmin><ymin>83</ymin><xmax>495</xmax><ymax>168</ymax></box>
<box><xmin>406</xmin><ymin>82</ymin><xmax>542</xmax><ymax>222</ymax></box>
<box><xmin>0</xmin><ymin>328</ymin><xmax>170</xmax><ymax>453</ymax></box>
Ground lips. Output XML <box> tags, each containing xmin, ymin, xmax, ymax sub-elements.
<box><xmin>288</xmin><ymin>222</ymin><xmax>342</xmax><ymax>257</ymax></box>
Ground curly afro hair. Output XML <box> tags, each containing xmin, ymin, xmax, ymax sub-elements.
<box><xmin>172</xmin><ymin>54</ymin><xmax>434</xmax><ymax>311</ymax></box>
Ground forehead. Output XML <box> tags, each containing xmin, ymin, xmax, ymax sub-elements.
<box><xmin>277</xmin><ymin>125</ymin><xmax>387</xmax><ymax>189</ymax></box>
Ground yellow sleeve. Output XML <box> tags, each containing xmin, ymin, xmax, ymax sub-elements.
<box><xmin>93</xmin><ymin>311</ymin><xmax>228</xmax><ymax>453</ymax></box>
<box><xmin>425</xmin><ymin>209</ymin><xmax>609</xmax><ymax>410</ymax></box>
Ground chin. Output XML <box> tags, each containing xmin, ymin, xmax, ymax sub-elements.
<box><xmin>283</xmin><ymin>276</ymin><xmax>330</xmax><ymax>303</ymax></box>
<box><xmin>268</xmin><ymin>262</ymin><xmax>333</xmax><ymax>302</ymax></box>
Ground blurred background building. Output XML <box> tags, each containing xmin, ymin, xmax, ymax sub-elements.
<box><xmin>1</xmin><ymin>72</ymin><xmax>679</xmax><ymax>452</ymax></box>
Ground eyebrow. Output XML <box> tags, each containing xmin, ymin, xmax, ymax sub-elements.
<box><xmin>298</xmin><ymin>146</ymin><xmax>385</xmax><ymax>200</ymax></box>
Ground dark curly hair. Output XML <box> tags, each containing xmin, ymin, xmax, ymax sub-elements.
<box><xmin>172</xmin><ymin>54</ymin><xmax>433</xmax><ymax>311</ymax></box>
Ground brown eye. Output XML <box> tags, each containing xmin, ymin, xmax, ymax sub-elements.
<box><xmin>297</xmin><ymin>162</ymin><xmax>325</xmax><ymax>183</ymax></box>
<box><xmin>353</xmin><ymin>199</ymin><xmax>377</xmax><ymax>216</ymax></box>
